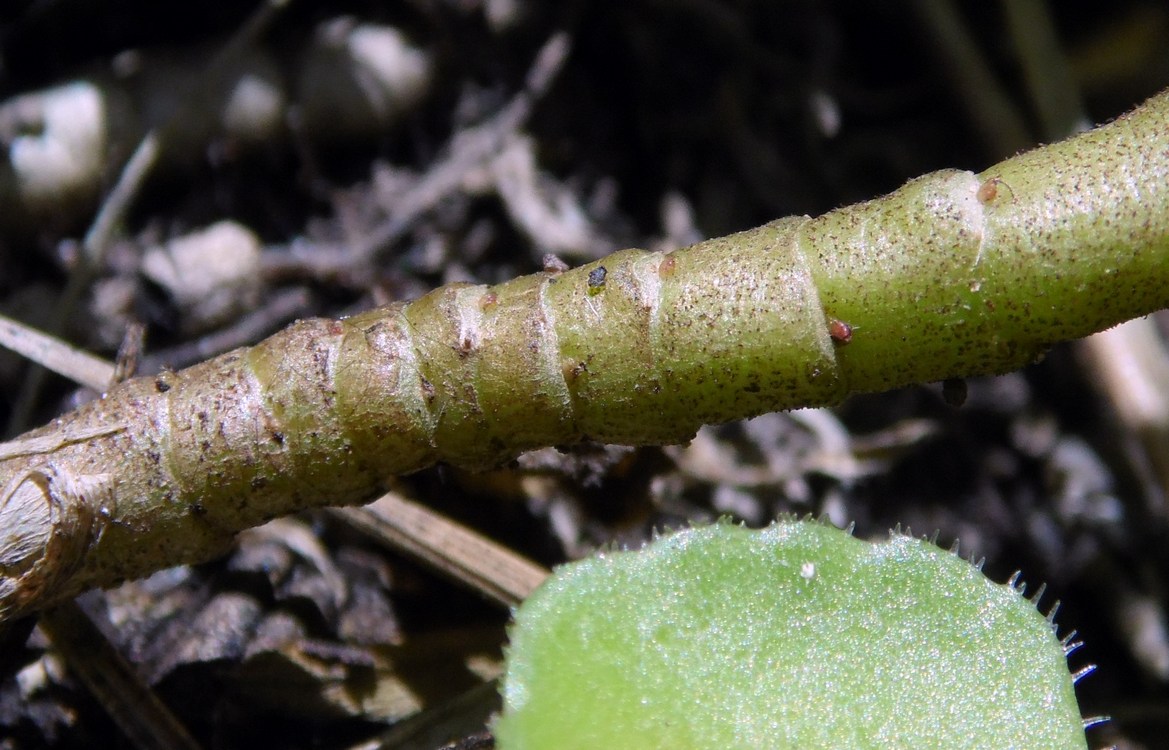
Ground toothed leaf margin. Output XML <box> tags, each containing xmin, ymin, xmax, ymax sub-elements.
<box><xmin>495</xmin><ymin>520</ymin><xmax>1088</xmax><ymax>750</ymax></box>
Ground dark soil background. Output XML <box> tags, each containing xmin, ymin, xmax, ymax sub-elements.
<box><xmin>1</xmin><ymin>1</ymin><xmax>1168</xmax><ymax>748</ymax></box>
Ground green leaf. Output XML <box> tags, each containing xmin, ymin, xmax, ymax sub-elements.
<box><xmin>495</xmin><ymin>521</ymin><xmax>1087</xmax><ymax>750</ymax></box>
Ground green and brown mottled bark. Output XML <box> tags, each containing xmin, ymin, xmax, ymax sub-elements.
<box><xmin>1</xmin><ymin>89</ymin><xmax>1167</xmax><ymax>622</ymax></box>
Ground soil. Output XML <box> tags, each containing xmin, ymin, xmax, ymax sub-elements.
<box><xmin>0</xmin><ymin>1</ymin><xmax>1167</xmax><ymax>748</ymax></box>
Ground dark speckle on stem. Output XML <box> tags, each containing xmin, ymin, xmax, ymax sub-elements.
<box><xmin>587</xmin><ymin>266</ymin><xmax>607</xmax><ymax>295</ymax></box>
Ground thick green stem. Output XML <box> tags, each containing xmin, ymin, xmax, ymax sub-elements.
<box><xmin>1</xmin><ymin>89</ymin><xmax>1167</xmax><ymax>621</ymax></box>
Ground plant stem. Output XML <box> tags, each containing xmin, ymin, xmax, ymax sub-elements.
<box><xmin>1</xmin><ymin>89</ymin><xmax>1166</xmax><ymax>622</ymax></box>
